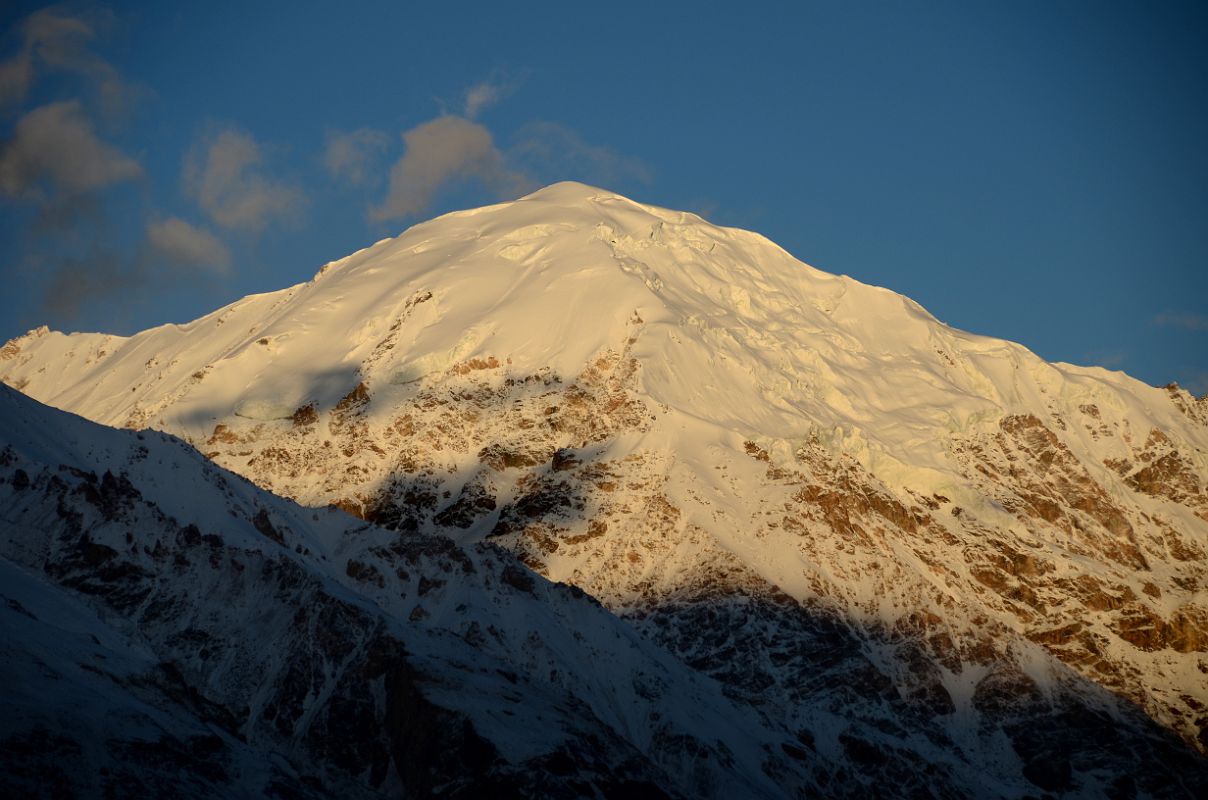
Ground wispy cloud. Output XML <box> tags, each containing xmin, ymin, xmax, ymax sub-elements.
<box><xmin>0</xmin><ymin>7</ymin><xmax>140</xmax><ymax>116</ymax></box>
<box><xmin>324</xmin><ymin>127</ymin><xmax>390</xmax><ymax>186</ymax></box>
<box><xmin>367</xmin><ymin>78</ymin><xmax>646</xmax><ymax>223</ymax></box>
<box><xmin>371</xmin><ymin>115</ymin><xmax>530</xmax><ymax>221</ymax></box>
<box><xmin>146</xmin><ymin>217</ymin><xmax>230</xmax><ymax>273</ymax></box>
<box><xmin>1154</xmin><ymin>312</ymin><xmax>1208</xmax><ymax>332</ymax></box>
<box><xmin>463</xmin><ymin>80</ymin><xmax>501</xmax><ymax>119</ymax></box>
<box><xmin>184</xmin><ymin>127</ymin><xmax>305</xmax><ymax>230</ymax></box>
<box><xmin>509</xmin><ymin>121</ymin><xmax>651</xmax><ymax>187</ymax></box>
<box><xmin>0</xmin><ymin>7</ymin><xmax>229</xmax><ymax>327</ymax></box>
<box><xmin>0</xmin><ymin>100</ymin><xmax>141</xmax><ymax>199</ymax></box>
<box><xmin>0</xmin><ymin>47</ymin><xmax>33</xmax><ymax>108</ymax></box>
<box><xmin>39</xmin><ymin>246</ymin><xmax>139</xmax><ymax>320</ymax></box>
<box><xmin>37</xmin><ymin>214</ymin><xmax>232</xmax><ymax>320</ymax></box>
<box><xmin>0</xmin><ymin>9</ymin><xmax>156</xmax><ymax>327</ymax></box>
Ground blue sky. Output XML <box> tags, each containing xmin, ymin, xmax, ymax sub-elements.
<box><xmin>1</xmin><ymin>1</ymin><xmax>1205</xmax><ymax>392</ymax></box>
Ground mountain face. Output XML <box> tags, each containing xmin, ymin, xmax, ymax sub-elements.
<box><xmin>4</xmin><ymin>181</ymin><xmax>1208</xmax><ymax>796</ymax></box>
<box><xmin>0</xmin><ymin>384</ymin><xmax>804</xmax><ymax>799</ymax></box>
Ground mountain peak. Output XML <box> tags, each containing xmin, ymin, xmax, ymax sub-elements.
<box><xmin>517</xmin><ymin>180</ymin><xmax>621</xmax><ymax>204</ymax></box>
<box><xmin>5</xmin><ymin>187</ymin><xmax>1208</xmax><ymax>794</ymax></box>
<box><xmin>2</xmin><ymin>188</ymin><xmax>1195</xmax><ymax>469</ymax></box>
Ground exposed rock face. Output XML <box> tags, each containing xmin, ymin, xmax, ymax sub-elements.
<box><xmin>4</xmin><ymin>183</ymin><xmax>1208</xmax><ymax>795</ymax></box>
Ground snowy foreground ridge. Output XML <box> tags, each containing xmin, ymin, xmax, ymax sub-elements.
<box><xmin>3</xmin><ymin>182</ymin><xmax>1208</xmax><ymax>797</ymax></box>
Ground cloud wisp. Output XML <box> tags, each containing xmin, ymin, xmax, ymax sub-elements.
<box><xmin>509</xmin><ymin>121</ymin><xmax>651</xmax><ymax>188</ymax></box>
<box><xmin>371</xmin><ymin>115</ymin><xmax>531</xmax><ymax>221</ymax></box>
<box><xmin>184</xmin><ymin>128</ymin><xmax>306</xmax><ymax>231</ymax></box>
<box><xmin>463</xmin><ymin>80</ymin><xmax>502</xmax><ymax>119</ymax></box>
<box><xmin>0</xmin><ymin>7</ymin><xmax>139</xmax><ymax>116</ymax></box>
<box><xmin>0</xmin><ymin>6</ymin><xmax>231</xmax><ymax>327</ymax></box>
<box><xmin>0</xmin><ymin>100</ymin><xmax>141</xmax><ymax>200</ymax></box>
<box><xmin>38</xmin><ymin>246</ymin><xmax>139</xmax><ymax>321</ymax></box>
<box><xmin>1154</xmin><ymin>312</ymin><xmax>1208</xmax><ymax>332</ymax></box>
<box><xmin>146</xmin><ymin>217</ymin><xmax>231</xmax><ymax>273</ymax></box>
<box><xmin>367</xmin><ymin>77</ymin><xmax>649</xmax><ymax>223</ymax></box>
<box><xmin>35</xmin><ymin>214</ymin><xmax>233</xmax><ymax>321</ymax></box>
<box><xmin>324</xmin><ymin>128</ymin><xmax>390</xmax><ymax>186</ymax></box>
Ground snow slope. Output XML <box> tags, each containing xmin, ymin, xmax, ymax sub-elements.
<box><xmin>7</xmin><ymin>183</ymin><xmax>1203</xmax><ymax>467</ymax></box>
<box><xmin>5</xmin><ymin>182</ymin><xmax>1208</xmax><ymax>795</ymax></box>
<box><xmin>0</xmin><ymin>384</ymin><xmax>817</xmax><ymax>798</ymax></box>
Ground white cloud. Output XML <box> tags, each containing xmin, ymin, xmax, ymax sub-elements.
<box><xmin>371</xmin><ymin>115</ymin><xmax>530</xmax><ymax>221</ymax></box>
<box><xmin>324</xmin><ymin>128</ymin><xmax>390</xmax><ymax>186</ymax></box>
<box><xmin>1154</xmin><ymin>312</ymin><xmax>1208</xmax><ymax>332</ymax></box>
<box><xmin>146</xmin><ymin>217</ymin><xmax>230</xmax><ymax>273</ymax></box>
<box><xmin>184</xmin><ymin>128</ymin><xmax>305</xmax><ymax>230</ymax></box>
<box><xmin>0</xmin><ymin>101</ymin><xmax>141</xmax><ymax>199</ymax></box>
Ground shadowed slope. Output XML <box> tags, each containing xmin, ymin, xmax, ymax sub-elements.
<box><xmin>0</xmin><ymin>384</ymin><xmax>807</xmax><ymax>799</ymax></box>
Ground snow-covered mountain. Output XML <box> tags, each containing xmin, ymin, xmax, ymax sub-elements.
<box><xmin>5</xmin><ymin>181</ymin><xmax>1208</xmax><ymax>796</ymax></box>
<box><xmin>0</xmin><ymin>383</ymin><xmax>812</xmax><ymax>798</ymax></box>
